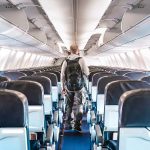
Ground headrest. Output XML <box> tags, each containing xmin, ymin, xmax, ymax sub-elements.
<box><xmin>109</xmin><ymin>69</ymin><xmax>117</xmax><ymax>73</ymax></box>
<box><xmin>105</xmin><ymin>80</ymin><xmax>150</xmax><ymax>105</ymax></box>
<box><xmin>115</xmin><ymin>70</ymin><xmax>131</xmax><ymax>76</ymax></box>
<box><xmin>0</xmin><ymin>76</ymin><xmax>10</xmax><ymax>83</ymax></box>
<box><xmin>119</xmin><ymin>89</ymin><xmax>150</xmax><ymax>127</ymax></box>
<box><xmin>141</xmin><ymin>76</ymin><xmax>150</xmax><ymax>83</ymax></box>
<box><xmin>33</xmin><ymin>70</ymin><xmax>41</xmax><ymax>73</ymax></box>
<box><xmin>20</xmin><ymin>70</ymin><xmax>35</xmax><ymax>76</ymax></box>
<box><xmin>89</xmin><ymin>71</ymin><xmax>105</xmax><ymax>81</ymax></box>
<box><xmin>97</xmin><ymin>76</ymin><xmax>129</xmax><ymax>94</ymax></box>
<box><xmin>0</xmin><ymin>80</ymin><xmax>43</xmax><ymax>105</ymax></box>
<box><xmin>124</xmin><ymin>72</ymin><xmax>147</xmax><ymax>80</ymax></box>
<box><xmin>0</xmin><ymin>89</ymin><xmax>28</xmax><ymax>127</ymax></box>
<box><xmin>19</xmin><ymin>76</ymin><xmax>51</xmax><ymax>94</ymax></box>
<box><xmin>92</xmin><ymin>72</ymin><xmax>113</xmax><ymax>86</ymax></box>
<box><xmin>1</xmin><ymin>71</ymin><xmax>26</xmax><ymax>80</ymax></box>
<box><xmin>47</xmin><ymin>71</ymin><xmax>60</xmax><ymax>82</ymax></box>
<box><xmin>34</xmin><ymin>72</ymin><xmax>57</xmax><ymax>86</ymax></box>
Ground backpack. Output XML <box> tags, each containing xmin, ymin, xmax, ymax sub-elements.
<box><xmin>65</xmin><ymin>57</ymin><xmax>84</xmax><ymax>91</ymax></box>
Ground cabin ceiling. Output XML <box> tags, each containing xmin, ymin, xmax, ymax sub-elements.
<box><xmin>86</xmin><ymin>0</ymin><xmax>150</xmax><ymax>56</ymax></box>
<box><xmin>3</xmin><ymin>0</ymin><xmax>62</xmax><ymax>42</ymax></box>
<box><xmin>0</xmin><ymin>0</ymin><xmax>64</xmax><ymax>57</ymax></box>
<box><xmin>38</xmin><ymin>0</ymin><xmax>112</xmax><ymax>50</ymax></box>
<box><xmin>0</xmin><ymin>0</ymin><xmax>149</xmax><ymax>57</ymax></box>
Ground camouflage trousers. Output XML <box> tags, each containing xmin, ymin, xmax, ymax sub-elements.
<box><xmin>64</xmin><ymin>90</ymin><xmax>84</xmax><ymax>128</ymax></box>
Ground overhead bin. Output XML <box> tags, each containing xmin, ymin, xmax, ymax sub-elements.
<box><xmin>121</xmin><ymin>0</ymin><xmax>150</xmax><ymax>32</ymax></box>
<box><xmin>102</xmin><ymin>23</ymin><xmax>121</xmax><ymax>44</ymax></box>
<box><xmin>0</xmin><ymin>6</ymin><xmax>62</xmax><ymax>57</ymax></box>
<box><xmin>89</xmin><ymin>16</ymin><xmax>150</xmax><ymax>54</ymax></box>
<box><xmin>0</xmin><ymin>18</ymin><xmax>48</xmax><ymax>51</ymax></box>
<box><xmin>28</xmin><ymin>22</ymin><xmax>47</xmax><ymax>44</ymax></box>
<box><xmin>0</xmin><ymin>5</ymin><xmax>28</xmax><ymax>31</ymax></box>
<box><xmin>87</xmin><ymin>0</ymin><xmax>150</xmax><ymax>55</ymax></box>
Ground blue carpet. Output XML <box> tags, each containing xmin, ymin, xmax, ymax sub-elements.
<box><xmin>61</xmin><ymin>119</ymin><xmax>91</xmax><ymax>150</ymax></box>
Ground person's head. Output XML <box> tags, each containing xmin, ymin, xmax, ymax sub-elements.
<box><xmin>70</xmin><ymin>44</ymin><xmax>79</xmax><ymax>54</ymax></box>
<box><xmin>67</xmin><ymin>51</ymin><xmax>71</xmax><ymax>55</ymax></box>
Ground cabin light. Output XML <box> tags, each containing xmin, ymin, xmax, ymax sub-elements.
<box><xmin>1</xmin><ymin>129</ymin><xmax>24</xmax><ymax>134</ymax></box>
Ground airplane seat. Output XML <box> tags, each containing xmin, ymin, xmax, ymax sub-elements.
<box><xmin>34</xmin><ymin>72</ymin><xmax>59</xmax><ymax>106</ymax></box>
<box><xmin>18</xmin><ymin>76</ymin><xmax>60</xmax><ymax>145</ymax></box>
<box><xmin>0</xmin><ymin>76</ymin><xmax>10</xmax><ymax>83</ymax></box>
<box><xmin>88</xmin><ymin>71</ymin><xmax>105</xmax><ymax>95</ymax></box>
<box><xmin>0</xmin><ymin>89</ymin><xmax>29</xmax><ymax>150</ymax></box>
<box><xmin>46</xmin><ymin>71</ymin><xmax>60</xmax><ymax>82</ymax></box>
<box><xmin>1</xmin><ymin>71</ymin><xmax>27</xmax><ymax>80</ymax></box>
<box><xmin>91</xmin><ymin>72</ymin><xmax>113</xmax><ymax>103</ymax></box>
<box><xmin>115</xmin><ymin>70</ymin><xmax>131</xmax><ymax>76</ymax></box>
<box><xmin>0</xmin><ymin>80</ymin><xmax>46</xmax><ymax>144</ymax></box>
<box><xmin>46</xmin><ymin>71</ymin><xmax>62</xmax><ymax>99</ymax></box>
<box><xmin>96</xmin><ymin>76</ymin><xmax>129</xmax><ymax>123</ymax></box>
<box><xmin>124</xmin><ymin>71</ymin><xmax>148</xmax><ymax>80</ymax></box>
<box><xmin>141</xmin><ymin>76</ymin><xmax>150</xmax><ymax>83</ymax></box>
<box><xmin>103</xmin><ymin>80</ymin><xmax>150</xmax><ymax>142</ymax></box>
<box><xmin>108</xmin><ymin>70</ymin><xmax>116</xmax><ymax>74</ymax></box>
<box><xmin>88</xmin><ymin>71</ymin><xmax>101</xmax><ymax>94</ymax></box>
<box><xmin>104</xmin><ymin>140</ymin><xmax>117</xmax><ymax>150</ymax></box>
<box><xmin>90</xmin><ymin>76</ymin><xmax>129</xmax><ymax>145</ymax></box>
<box><xmin>118</xmin><ymin>89</ymin><xmax>150</xmax><ymax>150</ymax></box>
<box><xmin>19</xmin><ymin>76</ymin><xmax>53</xmax><ymax>116</ymax></box>
<box><xmin>33</xmin><ymin>70</ymin><xmax>41</xmax><ymax>73</ymax></box>
<box><xmin>20</xmin><ymin>70</ymin><xmax>36</xmax><ymax>76</ymax></box>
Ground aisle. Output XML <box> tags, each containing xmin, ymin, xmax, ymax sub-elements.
<box><xmin>61</xmin><ymin>117</ymin><xmax>91</xmax><ymax>150</ymax></box>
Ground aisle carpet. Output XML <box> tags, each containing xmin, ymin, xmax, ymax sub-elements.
<box><xmin>61</xmin><ymin>117</ymin><xmax>91</xmax><ymax>150</ymax></box>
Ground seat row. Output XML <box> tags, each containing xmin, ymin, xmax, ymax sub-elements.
<box><xmin>0</xmin><ymin>66</ymin><xmax>64</xmax><ymax>150</ymax></box>
<box><xmin>87</xmin><ymin>67</ymin><xmax>150</xmax><ymax>150</ymax></box>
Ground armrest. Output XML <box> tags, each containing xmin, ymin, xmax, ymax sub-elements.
<box><xmin>87</xmin><ymin>100</ymin><xmax>92</xmax><ymax>109</ymax></box>
<box><xmin>58</xmin><ymin>100</ymin><xmax>63</xmax><ymax>109</ymax></box>
<box><xmin>95</xmin><ymin>124</ymin><xmax>103</xmax><ymax>144</ymax></box>
<box><xmin>91</xmin><ymin>111</ymin><xmax>96</xmax><ymax>124</ymax></box>
<box><xmin>53</xmin><ymin>111</ymin><xmax>58</xmax><ymax>125</ymax></box>
<box><xmin>45</xmin><ymin>124</ymin><xmax>53</xmax><ymax>144</ymax></box>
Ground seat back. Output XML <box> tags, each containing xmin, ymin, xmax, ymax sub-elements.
<box><xmin>0</xmin><ymin>80</ymin><xmax>44</xmax><ymax>133</ymax></box>
<box><xmin>115</xmin><ymin>70</ymin><xmax>131</xmax><ymax>76</ymax></box>
<box><xmin>47</xmin><ymin>71</ymin><xmax>61</xmax><ymax>98</ymax></box>
<box><xmin>34</xmin><ymin>72</ymin><xmax>58</xmax><ymax>102</ymax></box>
<box><xmin>124</xmin><ymin>71</ymin><xmax>148</xmax><ymax>80</ymax></box>
<box><xmin>119</xmin><ymin>89</ymin><xmax>150</xmax><ymax>150</ymax></box>
<box><xmin>47</xmin><ymin>71</ymin><xmax>60</xmax><ymax>82</ymax></box>
<box><xmin>104</xmin><ymin>80</ymin><xmax>150</xmax><ymax>132</ymax></box>
<box><xmin>88</xmin><ymin>71</ymin><xmax>105</xmax><ymax>94</ymax></box>
<box><xmin>20</xmin><ymin>70</ymin><xmax>35</xmax><ymax>76</ymax></box>
<box><xmin>91</xmin><ymin>72</ymin><xmax>113</xmax><ymax>102</ymax></box>
<box><xmin>141</xmin><ymin>76</ymin><xmax>150</xmax><ymax>83</ymax></box>
<box><xmin>97</xmin><ymin>76</ymin><xmax>129</xmax><ymax>115</ymax></box>
<box><xmin>0</xmin><ymin>76</ymin><xmax>10</xmax><ymax>83</ymax></box>
<box><xmin>1</xmin><ymin>71</ymin><xmax>26</xmax><ymax>80</ymax></box>
<box><xmin>19</xmin><ymin>76</ymin><xmax>52</xmax><ymax>115</ymax></box>
<box><xmin>0</xmin><ymin>89</ymin><xmax>29</xmax><ymax>150</ymax></box>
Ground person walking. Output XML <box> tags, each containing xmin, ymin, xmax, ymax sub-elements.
<box><xmin>61</xmin><ymin>44</ymin><xmax>89</xmax><ymax>131</ymax></box>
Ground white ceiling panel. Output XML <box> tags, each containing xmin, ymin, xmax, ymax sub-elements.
<box><xmin>38</xmin><ymin>0</ymin><xmax>74</xmax><ymax>49</ymax></box>
<box><xmin>76</xmin><ymin>0</ymin><xmax>112</xmax><ymax>49</ymax></box>
<box><xmin>38</xmin><ymin>0</ymin><xmax>111</xmax><ymax>50</ymax></box>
